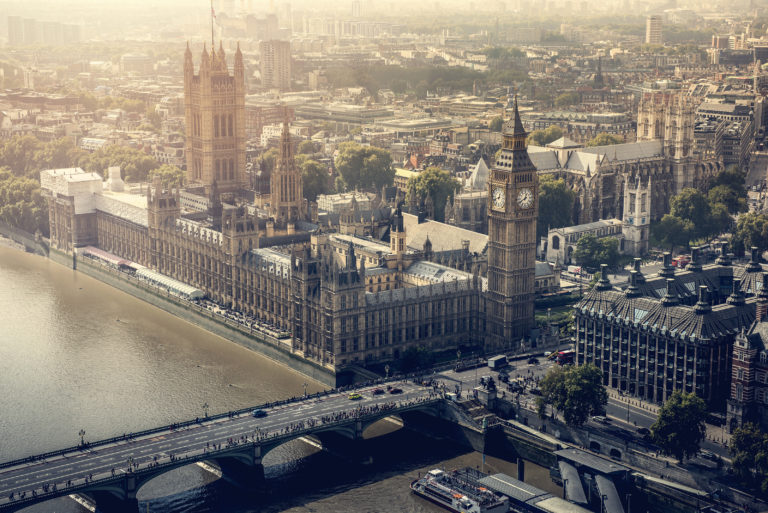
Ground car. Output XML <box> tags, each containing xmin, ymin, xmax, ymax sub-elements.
<box><xmin>251</xmin><ymin>409</ymin><xmax>267</xmax><ymax>418</ymax></box>
<box><xmin>348</xmin><ymin>393</ymin><xmax>362</xmax><ymax>400</ymax></box>
<box><xmin>636</xmin><ymin>427</ymin><xmax>650</xmax><ymax>436</ymax></box>
<box><xmin>592</xmin><ymin>415</ymin><xmax>610</xmax><ymax>424</ymax></box>
<box><xmin>700</xmin><ymin>450</ymin><xmax>718</xmax><ymax>461</ymax></box>
<box><xmin>389</xmin><ymin>387</ymin><xmax>403</xmax><ymax>394</ymax></box>
<box><xmin>527</xmin><ymin>357</ymin><xmax>539</xmax><ymax>365</ymax></box>
<box><xmin>372</xmin><ymin>387</ymin><xmax>385</xmax><ymax>395</ymax></box>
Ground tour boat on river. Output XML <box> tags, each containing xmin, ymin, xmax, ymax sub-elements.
<box><xmin>410</xmin><ymin>468</ymin><xmax>509</xmax><ymax>513</ymax></box>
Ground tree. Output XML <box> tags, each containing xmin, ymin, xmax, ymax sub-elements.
<box><xmin>149</xmin><ymin>164</ymin><xmax>185</xmax><ymax>188</ymax></box>
<box><xmin>732</xmin><ymin>212</ymin><xmax>768</xmax><ymax>254</ymax></box>
<box><xmin>586</xmin><ymin>133</ymin><xmax>624</xmax><ymax>147</ymax></box>
<box><xmin>536</xmin><ymin>364</ymin><xmax>607</xmax><ymax>427</ymax></box>
<box><xmin>527</xmin><ymin>125</ymin><xmax>563</xmax><ymax>146</ymax></box>
<box><xmin>489</xmin><ymin>116</ymin><xmax>503</xmax><ymax>132</ymax></box>
<box><xmin>77</xmin><ymin>145</ymin><xmax>159</xmax><ymax>182</ymax></box>
<box><xmin>711</xmin><ymin>165</ymin><xmax>746</xmax><ymax>191</ymax></box>
<box><xmin>258</xmin><ymin>147</ymin><xmax>280</xmax><ymax>176</ymax></box>
<box><xmin>0</xmin><ymin>167</ymin><xmax>48</xmax><ymax>236</ymax></box>
<box><xmin>670</xmin><ymin>188</ymin><xmax>716</xmax><ymax>240</ymax></box>
<box><xmin>537</xmin><ymin>175</ymin><xmax>575</xmax><ymax>238</ymax></box>
<box><xmin>334</xmin><ymin>142</ymin><xmax>394</xmax><ymax>192</ymax></box>
<box><xmin>650</xmin><ymin>391</ymin><xmax>706</xmax><ymax>462</ymax></box>
<box><xmin>729</xmin><ymin>423</ymin><xmax>768</xmax><ymax>493</ymax></box>
<box><xmin>708</xmin><ymin>184</ymin><xmax>747</xmax><ymax>214</ymax></box>
<box><xmin>299</xmin><ymin>159</ymin><xmax>330</xmax><ymax>202</ymax></box>
<box><xmin>651</xmin><ymin>214</ymin><xmax>694</xmax><ymax>251</ymax></box>
<box><xmin>554</xmin><ymin>92</ymin><xmax>580</xmax><ymax>107</ymax></box>
<box><xmin>298</xmin><ymin>140</ymin><xmax>316</xmax><ymax>154</ymax></box>
<box><xmin>572</xmin><ymin>233</ymin><xmax>620</xmax><ymax>269</ymax></box>
<box><xmin>406</xmin><ymin>167</ymin><xmax>460</xmax><ymax>222</ymax></box>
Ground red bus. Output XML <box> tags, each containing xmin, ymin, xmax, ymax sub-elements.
<box><xmin>556</xmin><ymin>350</ymin><xmax>575</xmax><ymax>365</ymax></box>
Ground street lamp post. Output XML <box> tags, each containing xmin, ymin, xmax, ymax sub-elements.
<box><xmin>626</xmin><ymin>395</ymin><xmax>630</xmax><ymax>423</ymax></box>
<box><xmin>385</xmin><ymin>364</ymin><xmax>390</xmax><ymax>379</ymax></box>
<box><xmin>78</xmin><ymin>429</ymin><xmax>86</xmax><ymax>447</ymax></box>
<box><xmin>303</xmin><ymin>382</ymin><xmax>308</xmax><ymax>397</ymax></box>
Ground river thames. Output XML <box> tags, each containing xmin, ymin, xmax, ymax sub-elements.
<box><xmin>0</xmin><ymin>245</ymin><xmax>559</xmax><ymax>512</ymax></box>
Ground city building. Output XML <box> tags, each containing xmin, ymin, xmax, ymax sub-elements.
<box><xmin>645</xmin><ymin>15</ymin><xmax>663</xmax><ymax>45</ymax></box>
<box><xmin>259</xmin><ymin>40</ymin><xmax>292</xmax><ymax>91</ymax></box>
<box><xmin>727</xmin><ymin>268</ymin><xmax>768</xmax><ymax>432</ymax></box>
<box><xmin>40</xmin><ymin>47</ymin><xmax>543</xmax><ymax>380</ymax></box>
<box><xmin>575</xmin><ymin>253</ymin><xmax>757</xmax><ymax>407</ymax></box>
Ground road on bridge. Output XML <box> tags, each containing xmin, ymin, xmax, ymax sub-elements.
<box><xmin>0</xmin><ymin>380</ymin><xmax>436</xmax><ymax>509</ymax></box>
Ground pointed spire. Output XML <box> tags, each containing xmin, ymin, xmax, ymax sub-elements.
<box><xmin>512</xmin><ymin>94</ymin><xmax>525</xmax><ymax>136</ymax></box>
<box><xmin>235</xmin><ymin>41</ymin><xmax>244</xmax><ymax>70</ymax></box>
<box><xmin>218</xmin><ymin>40</ymin><xmax>227</xmax><ymax>70</ymax></box>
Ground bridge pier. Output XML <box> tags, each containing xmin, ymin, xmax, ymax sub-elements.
<box><xmin>213</xmin><ymin>455</ymin><xmax>265</xmax><ymax>490</ymax></box>
<box><xmin>86</xmin><ymin>491</ymin><xmax>139</xmax><ymax>513</ymax></box>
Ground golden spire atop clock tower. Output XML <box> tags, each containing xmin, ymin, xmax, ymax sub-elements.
<box><xmin>486</xmin><ymin>96</ymin><xmax>538</xmax><ymax>349</ymax></box>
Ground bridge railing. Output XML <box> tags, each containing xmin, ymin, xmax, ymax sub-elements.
<box><xmin>0</xmin><ymin>396</ymin><xmax>443</xmax><ymax>510</ymax></box>
<box><xmin>0</xmin><ymin>377</ymin><xmax>433</xmax><ymax>471</ymax></box>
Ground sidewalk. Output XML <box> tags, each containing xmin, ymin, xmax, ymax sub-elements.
<box><xmin>606</xmin><ymin>390</ymin><xmax>731</xmax><ymax>445</ymax></box>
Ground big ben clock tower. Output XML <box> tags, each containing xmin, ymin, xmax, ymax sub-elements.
<box><xmin>486</xmin><ymin>97</ymin><xmax>538</xmax><ymax>349</ymax></box>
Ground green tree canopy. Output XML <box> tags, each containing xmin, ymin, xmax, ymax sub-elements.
<box><xmin>298</xmin><ymin>158</ymin><xmax>330</xmax><ymax>202</ymax></box>
<box><xmin>0</xmin><ymin>167</ymin><xmax>48</xmax><ymax>236</ymax></box>
<box><xmin>732</xmin><ymin>212</ymin><xmax>768</xmax><ymax>255</ymax></box>
<box><xmin>708</xmin><ymin>184</ymin><xmax>747</xmax><ymax>215</ymax></box>
<box><xmin>651</xmin><ymin>214</ymin><xmax>694</xmax><ymax>251</ymax></box>
<box><xmin>334</xmin><ymin>142</ymin><xmax>394</xmax><ymax>192</ymax></box>
<box><xmin>527</xmin><ymin>125</ymin><xmax>563</xmax><ymax>147</ymax></box>
<box><xmin>586</xmin><ymin>133</ymin><xmax>624</xmax><ymax>147</ymax></box>
<box><xmin>536</xmin><ymin>364</ymin><xmax>607</xmax><ymax>427</ymax></box>
<box><xmin>651</xmin><ymin>391</ymin><xmax>707</xmax><ymax>462</ymax></box>
<box><xmin>259</xmin><ymin>147</ymin><xmax>280</xmax><ymax>176</ymax></box>
<box><xmin>489</xmin><ymin>116</ymin><xmax>503</xmax><ymax>132</ymax></box>
<box><xmin>298</xmin><ymin>140</ymin><xmax>317</xmax><ymax>154</ymax></box>
<box><xmin>406</xmin><ymin>166</ymin><xmax>460</xmax><ymax>222</ymax></box>
<box><xmin>554</xmin><ymin>92</ymin><xmax>580</xmax><ymax>107</ymax></box>
<box><xmin>149</xmin><ymin>164</ymin><xmax>185</xmax><ymax>188</ymax></box>
<box><xmin>711</xmin><ymin>165</ymin><xmax>746</xmax><ymax>191</ymax></box>
<box><xmin>537</xmin><ymin>175</ymin><xmax>575</xmax><ymax>238</ymax></box>
<box><xmin>77</xmin><ymin>145</ymin><xmax>159</xmax><ymax>182</ymax></box>
<box><xmin>572</xmin><ymin>233</ymin><xmax>620</xmax><ymax>269</ymax></box>
<box><xmin>729</xmin><ymin>422</ymin><xmax>768</xmax><ymax>493</ymax></box>
<box><xmin>0</xmin><ymin>135</ymin><xmax>86</xmax><ymax>179</ymax></box>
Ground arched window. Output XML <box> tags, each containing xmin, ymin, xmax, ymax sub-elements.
<box><xmin>214</xmin><ymin>115</ymin><xmax>219</xmax><ymax>137</ymax></box>
<box><xmin>552</xmin><ymin>235</ymin><xmax>560</xmax><ymax>250</ymax></box>
<box><xmin>228</xmin><ymin>114</ymin><xmax>233</xmax><ymax>137</ymax></box>
<box><xmin>215</xmin><ymin>160</ymin><xmax>220</xmax><ymax>180</ymax></box>
<box><xmin>229</xmin><ymin>159</ymin><xmax>234</xmax><ymax>180</ymax></box>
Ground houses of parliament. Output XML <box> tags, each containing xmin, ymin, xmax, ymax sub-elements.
<box><xmin>41</xmin><ymin>44</ymin><xmax>538</xmax><ymax>374</ymax></box>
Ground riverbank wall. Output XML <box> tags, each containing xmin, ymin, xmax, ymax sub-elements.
<box><xmin>48</xmin><ymin>247</ymin><xmax>338</xmax><ymax>387</ymax></box>
<box><xmin>0</xmin><ymin>222</ymin><xmax>48</xmax><ymax>256</ymax></box>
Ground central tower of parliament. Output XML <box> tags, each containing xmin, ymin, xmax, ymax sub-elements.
<box><xmin>41</xmin><ymin>44</ymin><xmax>538</xmax><ymax>379</ymax></box>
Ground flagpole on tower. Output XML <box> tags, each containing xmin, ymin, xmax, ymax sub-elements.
<box><xmin>210</xmin><ymin>0</ymin><xmax>215</xmax><ymax>50</ymax></box>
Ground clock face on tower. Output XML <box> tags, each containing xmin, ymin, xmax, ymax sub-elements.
<box><xmin>517</xmin><ymin>188</ymin><xmax>534</xmax><ymax>209</ymax></box>
<box><xmin>492</xmin><ymin>187</ymin><xmax>506</xmax><ymax>210</ymax></box>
